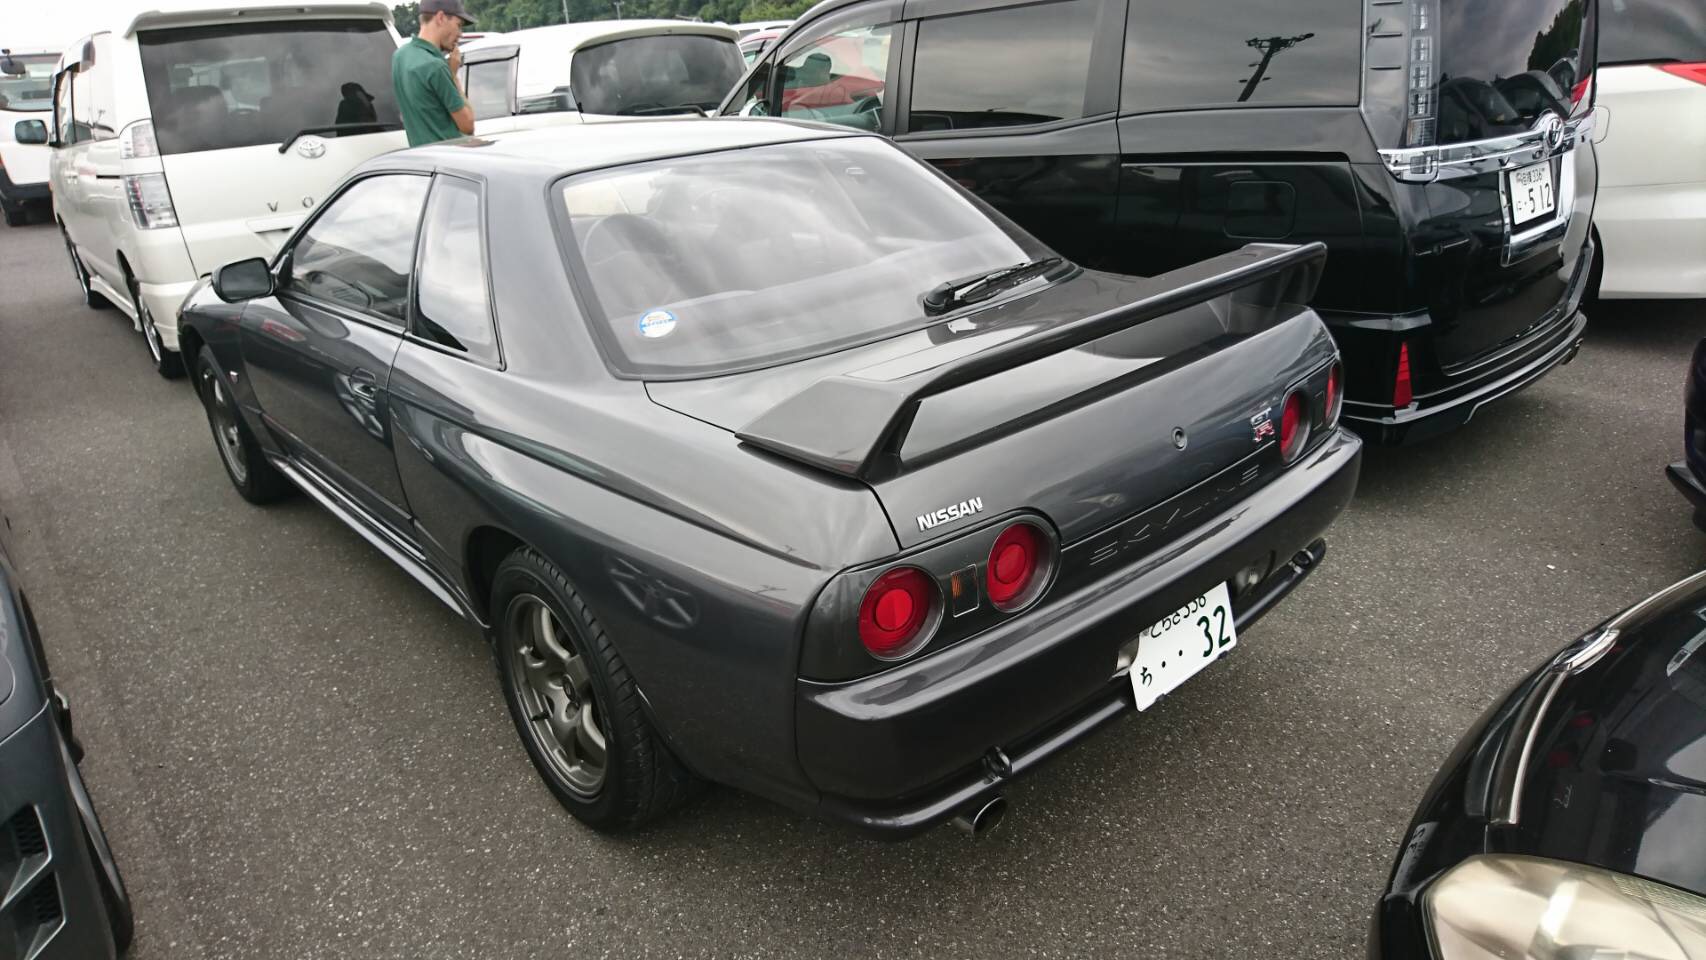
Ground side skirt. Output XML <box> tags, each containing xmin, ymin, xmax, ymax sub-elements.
<box><xmin>267</xmin><ymin>454</ymin><xmax>485</xmax><ymax>627</ymax></box>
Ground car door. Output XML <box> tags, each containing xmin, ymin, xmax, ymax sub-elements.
<box><xmin>238</xmin><ymin>172</ymin><xmax>430</xmax><ymax>532</ymax></box>
<box><xmin>731</xmin><ymin>3</ymin><xmax>905</xmax><ymax>134</ymax></box>
<box><xmin>892</xmin><ymin>0</ymin><xmax>1126</xmax><ymax>269</ymax></box>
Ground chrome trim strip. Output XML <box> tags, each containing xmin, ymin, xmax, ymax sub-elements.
<box><xmin>1378</xmin><ymin>108</ymin><xmax>1600</xmax><ymax>183</ymax></box>
<box><xmin>1491</xmin><ymin>670</ymin><xmax>1563</xmax><ymax>825</ymax></box>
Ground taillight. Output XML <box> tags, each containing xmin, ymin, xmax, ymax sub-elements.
<box><xmin>1279</xmin><ymin>390</ymin><xmax>1309</xmax><ymax>463</ymax></box>
<box><xmin>857</xmin><ymin>566</ymin><xmax>938</xmax><ymax>660</ymax></box>
<box><xmin>1325</xmin><ymin>361</ymin><xmax>1343</xmax><ymax>426</ymax></box>
<box><xmin>1660</xmin><ymin>63</ymin><xmax>1706</xmax><ymax>87</ymax></box>
<box><xmin>1570</xmin><ymin>72</ymin><xmax>1593</xmax><ymax>106</ymax></box>
<box><xmin>123</xmin><ymin>173</ymin><xmax>179</xmax><ymax>230</ymax></box>
<box><xmin>1394</xmin><ymin>342</ymin><xmax>1414</xmax><ymax>409</ymax></box>
<box><xmin>985</xmin><ymin>522</ymin><xmax>1052</xmax><ymax>612</ymax></box>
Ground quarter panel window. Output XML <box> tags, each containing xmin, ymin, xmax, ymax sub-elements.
<box><xmin>414</xmin><ymin>177</ymin><xmax>498</xmax><ymax>362</ymax></box>
<box><xmin>1121</xmin><ymin>0</ymin><xmax>1361</xmax><ymax>114</ymax></box>
<box><xmin>465</xmin><ymin>60</ymin><xmax>513</xmax><ymax>120</ymax></box>
<box><xmin>777</xmin><ymin>24</ymin><xmax>894</xmax><ymax>130</ymax></box>
<box><xmin>909</xmin><ymin>1</ymin><xmax>1098</xmax><ymax>132</ymax></box>
<box><xmin>283</xmin><ymin>175</ymin><xmax>429</xmax><ymax>326</ymax></box>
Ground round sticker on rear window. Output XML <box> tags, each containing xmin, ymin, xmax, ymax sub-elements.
<box><xmin>638</xmin><ymin>309</ymin><xmax>677</xmax><ymax>339</ymax></box>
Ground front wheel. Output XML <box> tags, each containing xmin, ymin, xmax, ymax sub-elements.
<box><xmin>193</xmin><ymin>346</ymin><xmax>290</xmax><ymax>504</ymax></box>
<box><xmin>492</xmin><ymin>548</ymin><xmax>702</xmax><ymax>830</ymax></box>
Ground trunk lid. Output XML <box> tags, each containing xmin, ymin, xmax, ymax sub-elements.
<box><xmin>648</xmin><ymin>244</ymin><xmax>1337</xmax><ymax>549</ymax></box>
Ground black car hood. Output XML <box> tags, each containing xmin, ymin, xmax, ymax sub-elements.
<box><xmin>1505</xmin><ymin>592</ymin><xmax>1706</xmax><ymax>896</ymax></box>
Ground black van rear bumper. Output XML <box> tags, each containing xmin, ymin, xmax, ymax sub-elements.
<box><xmin>1334</xmin><ymin>237</ymin><xmax>1594</xmax><ymax>445</ymax></box>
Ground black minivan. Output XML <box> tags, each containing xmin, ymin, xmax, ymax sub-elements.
<box><xmin>721</xmin><ymin>0</ymin><xmax>1602</xmax><ymax>443</ymax></box>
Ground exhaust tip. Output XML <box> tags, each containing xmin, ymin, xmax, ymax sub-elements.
<box><xmin>952</xmin><ymin>796</ymin><xmax>1008</xmax><ymax>838</ymax></box>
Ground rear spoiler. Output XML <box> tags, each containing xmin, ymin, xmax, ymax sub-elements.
<box><xmin>735</xmin><ymin>241</ymin><xmax>1328</xmax><ymax>480</ymax></box>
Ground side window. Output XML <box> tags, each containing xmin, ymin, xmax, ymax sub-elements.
<box><xmin>465</xmin><ymin>60</ymin><xmax>513</xmax><ymax>120</ymax></box>
<box><xmin>777</xmin><ymin>23</ymin><xmax>894</xmax><ymax>131</ymax></box>
<box><xmin>908</xmin><ymin>0</ymin><xmax>1097</xmax><ymax>132</ymax></box>
<box><xmin>70</xmin><ymin>42</ymin><xmax>116</xmax><ymax>141</ymax></box>
<box><xmin>414</xmin><ymin>177</ymin><xmax>498</xmax><ymax>363</ymax></box>
<box><xmin>283</xmin><ymin>175</ymin><xmax>430</xmax><ymax>326</ymax></box>
<box><xmin>53</xmin><ymin>70</ymin><xmax>74</xmax><ymax>143</ymax></box>
<box><xmin>726</xmin><ymin>59</ymin><xmax>771</xmax><ymax>116</ymax></box>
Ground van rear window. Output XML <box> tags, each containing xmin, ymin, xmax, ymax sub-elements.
<box><xmin>138</xmin><ymin>20</ymin><xmax>401</xmax><ymax>155</ymax></box>
<box><xmin>1434</xmin><ymin>0</ymin><xmax>1590</xmax><ymax>143</ymax></box>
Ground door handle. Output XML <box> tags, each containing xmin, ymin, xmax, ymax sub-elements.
<box><xmin>349</xmin><ymin>367</ymin><xmax>379</xmax><ymax>400</ymax></box>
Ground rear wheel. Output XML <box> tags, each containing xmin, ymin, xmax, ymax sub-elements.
<box><xmin>127</xmin><ymin>275</ymin><xmax>184</xmax><ymax>379</ymax></box>
<box><xmin>193</xmin><ymin>346</ymin><xmax>290</xmax><ymax>504</ymax></box>
<box><xmin>492</xmin><ymin>548</ymin><xmax>701</xmax><ymax>830</ymax></box>
<box><xmin>61</xmin><ymin>227</ymin><xmax>111</xmax><ymax>309</ymax></box>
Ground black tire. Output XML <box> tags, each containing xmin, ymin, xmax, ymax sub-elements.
<box><xmin>61</xmin><ymin>228</ymin><xmax>111</xmax><ymax>309</ymax></box>
<box><xmin>193</xmin><ymin>346</ymin><xmax>291</xmax><ymax>504</ymax></box>
<box><xmin>492</xmin><ymin>548</ymin><xmax>702</xmax><ymax>830</ymax></box>
<box><xmin>127</xmin><ymin>276</ymin><xmax>185</xmax><ymax>379</ymax></box>
<box><xmin>59</xmin><ymin>736</ymin><xmax>134</xmax><ymax>954</ymax></box>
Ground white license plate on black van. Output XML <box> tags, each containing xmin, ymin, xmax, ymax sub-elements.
<box><xmin>1508</xmin><ymin>162</ymin><xmax>1556</xmax><ymax>226</ymax></box>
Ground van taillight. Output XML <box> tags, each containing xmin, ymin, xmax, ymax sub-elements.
<box><xmin>1394</xmin><ymin>343</ymin><xmax>1414</xmax><ymax>409</ymax></box>
<box><xmin>1570</xmin><ymin>73</ymin><xmax>1593</xmax><ymax>105</ymax></box>
<box><xmin>1660</xmin><ymin>63</ymin><xmax>1706</xmax><ymax>87</ymax></box>
<box><xmin>985</xmin><ymin>522</ymin><xmax>1052</xmax><ymax>612</ymax></box>
<box><xmin>857</xmin><ymin>567</ymin><xmax>939</xmax><ymax>660</ymax></box>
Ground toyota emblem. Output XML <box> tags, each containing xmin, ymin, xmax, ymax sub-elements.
<box><xmin>1541</xmin><ymin>114</ymin><xmax>1566</xmax><ymax>152</ymax></box>
<box><xmin>296</xmin><ymin>136</ymin><xmax>327</xmax><ymax>159</ymax></box>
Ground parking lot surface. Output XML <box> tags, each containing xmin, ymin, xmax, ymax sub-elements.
<box><xmin>2</xmin><ymin>218</ymin><xmax>1703</xmax><ymax>959</ymax></box>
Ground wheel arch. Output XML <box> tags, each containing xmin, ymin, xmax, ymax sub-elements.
<box><xmin>464</xmin><ymin>524</ymin><xmax>527</xmax><ymax>625</ymax></box>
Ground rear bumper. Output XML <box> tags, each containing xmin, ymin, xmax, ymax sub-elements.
<box><xmin>798</xmin><ymin>428</ymin><xmax>1362</xmax><ymax>836</ymax></box>
<box><xmin>0</xmin><ymin>706</ymin><xmax>117</xmax><ymax>960</ymax></box>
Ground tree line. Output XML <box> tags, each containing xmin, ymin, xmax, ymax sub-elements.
<box><xmin>392</xmin><ymin>0</ymin><xmax>813</xmax><ymax>35</ymax></box>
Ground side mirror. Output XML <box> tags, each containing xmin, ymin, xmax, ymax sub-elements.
<box><xmin>13</xmin><ymin>120</ymin><xmax>47</xmax><ymax>145</ymax></box>
<box><xmin>212</xmin><ymin>257</ymin><xmax>274</xmax><ymax>302</ymax></box>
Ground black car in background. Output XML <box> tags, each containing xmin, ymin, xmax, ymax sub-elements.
<box><xmin>723</xmin><ymin>0</ymin><xmax>1603</xmax><ymax>444</ymax></box>
<box><xmin>1371</xmin><ymin>570</ymin><xmax>1706</xmax><ymax>959</ymax></box>
<box><xmin>177</xmin><ymin>120</ymin><xmax>1360</xmax><ymax>836</ymax></box>
<box><xmin>1666</xmin><ymin>337</ymin><xmax>1706</xmax><ymax>528</ymax></box>
<box><xmin>0</xmin><ymin>513</ymin><xmax>132</xmax><ymax>958</ymax></box>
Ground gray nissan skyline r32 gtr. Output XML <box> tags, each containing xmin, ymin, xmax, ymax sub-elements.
<box><xmin>176</xmin><ymin>118</ymin><xmax>1361</xmax><ymax>836</ymax></box>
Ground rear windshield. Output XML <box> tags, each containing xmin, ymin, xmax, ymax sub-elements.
<box><xmin>569</xmin><ymin>35</ymin><xmax>744</xmax><ymax>115</ymax></box>
<box><xmin>1601</xmin><ymin>0</ymin><xmax>1706</xmax><ymax>65</ymax></box>
<box><xmin>138</xmin><ymin>20</ymin><xmax>401</xmax><ymax>155</ymax></box>
<box><xmin>1436</xmin><ymin>0</ymin><xmax>1590</xmax><ymax>143</ymax></box>
<box><xmin>556</xmin><ymin>137</ymin><xmax>1041</xmax><ymax>378</ymax></box>
<box><xmin>0</xmin><ymin>54</ymin><xmax>56</xmax><ymax>112</ymax></box>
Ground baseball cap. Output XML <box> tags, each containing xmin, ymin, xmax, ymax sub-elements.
<box><xmin>420</xmin><ymin>0</ymin><xmax>477</xmax><ymax>25</ymax></box>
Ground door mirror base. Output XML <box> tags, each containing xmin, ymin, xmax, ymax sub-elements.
<box><xmin>212</xmin><ymin>258</ymin><xmax>275</xmax><ymax>302</ymax></box>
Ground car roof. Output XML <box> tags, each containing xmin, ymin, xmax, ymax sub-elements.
<box><xmin>115</xmin><ymin>1</ymin><xmax>392</xmax><ymax>38</ymax></box>
<box><xmin>390</xmin><ymin>118</ymin><xmax>863</xmax><ymax>181</ymax></box>
<box><xmin>462</xmin><ymin>19</ymin><xmax>738</xmax><ymax>54</ymax></box>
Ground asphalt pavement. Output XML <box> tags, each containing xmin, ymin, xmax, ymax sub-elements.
<box><xmin>2</xmin><ymin>217</ymin><xmax>1704</xmax><ymax>959</ymax></box>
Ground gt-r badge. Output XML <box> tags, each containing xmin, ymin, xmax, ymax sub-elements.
<box><xmin>917</xmin><ymin>497</ymin><xmax>984</xmax><ymax>532</ymax></box>
<box><xmin>1250</xmin><ymin>408</ymin><xmax>1275</xmax><ymax>444</ymax></box>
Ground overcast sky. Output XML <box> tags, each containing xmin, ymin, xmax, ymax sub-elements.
<box><xmin>8</xmin><ymin>0</ymin><xmax>143</xmax><ymax>52</ymax></box>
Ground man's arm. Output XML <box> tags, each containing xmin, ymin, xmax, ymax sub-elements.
<box><xmin>428</xmin><ymin>55</ymin><xmax>477</xmax><ymax>135</ymax></box>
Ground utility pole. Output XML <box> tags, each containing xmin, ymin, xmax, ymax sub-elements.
<box><xmin>562</xmin><ymin>0</ymin><xmax>571</xmax><ymax>22</ymax></box>
<box><xmin>1239</xmin><ymin>33</ymin><xmax>1314</xmax><ymax>102</ymax></box>
<box><xmin>612</xmin><ymin>0</ymin><xmax>624</xmax><ymax>16</ymax></box>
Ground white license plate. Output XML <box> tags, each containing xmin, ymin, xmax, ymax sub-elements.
<box><xmin>1128</xmin><ymin>582</ymin><xmax>1237</xmax><ymax>711</ymax></box>
<box><xmin>1508</xmin><ymin>162</ymin><xmax>1556</xmax><ymax>226</ymax></box>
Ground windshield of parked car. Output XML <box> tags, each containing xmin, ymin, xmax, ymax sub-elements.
<box><xmin>137</xmin><ymin>20</ymin><xmax>401</xmax><ymax>154</ymax></box>
<box><xmin>556</xmin><ymin>137</ymin><xmax>1043</xmax><ymax>378</ymax></box>
<box><xmin>0</xmin><ymin>54</ymin><xmax>56</xmax><ymax>112</ymax></box>
<box><xmin>1435</xmin><ymin>0</ymin><xmax>1590</xmax><ymax>143</ymax></box>
<box><xmin>569</xmin><ymin>35</ymin><xmax>744</xmax><ymax>115</ymax></box>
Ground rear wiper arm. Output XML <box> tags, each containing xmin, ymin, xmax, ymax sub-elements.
<box><xmin>921</xmin><ymin>257</ymin><xmax>1064</xmax><ymax>316</ymax></box>
<box><xmin>278</xmin><ymin>122</ymin><xmax>403</xmax><ymax>154</ymax></box>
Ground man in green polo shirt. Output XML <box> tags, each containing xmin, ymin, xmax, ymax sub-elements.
<box><xmin>392</xmin><ymin>0</ymin><xmax>477</xmax><ymax>147</ymax></box>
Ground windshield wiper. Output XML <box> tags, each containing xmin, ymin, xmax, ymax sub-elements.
<box><xmin>278</xmin><ymin>122</ymin><xmax>403</xmax><ymax>154</ymax></box>
<box><xmin>921</xmin><ymin>257</ymin><xmax>1064</xmax><ymax>316</ymax></box>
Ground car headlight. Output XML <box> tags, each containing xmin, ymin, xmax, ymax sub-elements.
<box><xmin>1425</xmin><ymin>855</ymin><xmax>1706</xmax><ymax>959</ymax></box>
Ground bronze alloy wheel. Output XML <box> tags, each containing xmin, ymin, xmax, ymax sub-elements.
<box><xmin>504</xmin><ymin>593</ymin><xmax>608</xmax><ymax>797</ymax></box>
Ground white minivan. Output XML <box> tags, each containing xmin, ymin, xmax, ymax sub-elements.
<box><xmin>0</xmin><ymin>48</ymin><xmax>58</xmax><ymax>226</ymax></box>
<box><xmin>50</xmin><ymin>1</ymin><xmax>408</xmax><ymax>377</ymax></box>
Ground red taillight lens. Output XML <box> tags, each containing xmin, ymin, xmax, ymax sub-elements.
<box><xmin>858</xmin><ymin>567</ymin><xmax>938</xmax><ymax>659</ymax></box>
<box><xmin>1279</xmin><ymin>390</ymin><xmax>1308</xmax><ymax>462</ymax></box>
<box><xmin>1660</xmin><ymin>62</ymin><xmax>1706</xmax><ymax>87</ymax></box>
<box><xmin>1570</xmin><ymin>72</ymin><xmax>1593</xmax><ymax>105</ymax></box>
<box><xmin>1325</xmin><ymin>361</ymin><xmax>1343</xmax><ymax>425</ymax></box>
<box><xmin>985</xmin><ymin>522</ymin><xmax>1051</xmax><ymax>611</ymax></box>
<box><xmin>1393</xmin><ymin>342</ymin><xmax>1413</xmax><ymax>409</ymax></box>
